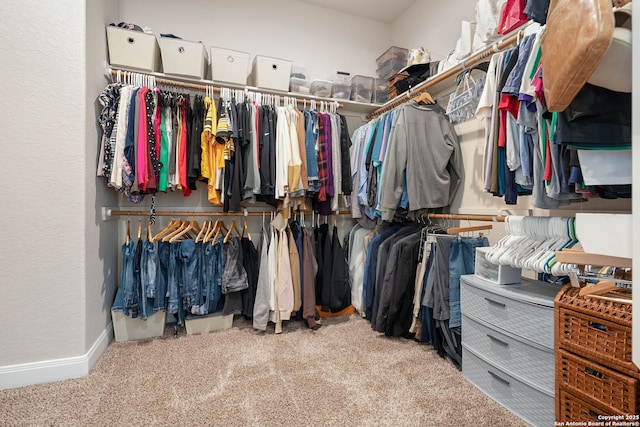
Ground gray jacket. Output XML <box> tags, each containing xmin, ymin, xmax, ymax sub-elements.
<box><xmin>380</xmin><ymin>101</ymin><xmax>462</xmax><ymax>221</ymax></box>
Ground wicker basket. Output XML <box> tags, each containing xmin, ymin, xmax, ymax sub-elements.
<box><xmin>555</xmin><ymin>285</ymin><xmax>637</xmax><ymax>377</ymax></box>
<box><xmin>557</xmin><ymin>348</ymin><xmax>638</xmax><ymax>414</ymax></box>
<box><xmin>557</xmin><ymin>387</ymin><xmax>617</xmax><ymax>422</ymax></box>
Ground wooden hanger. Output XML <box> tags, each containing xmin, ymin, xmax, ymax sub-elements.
<box><xmin>163</xmin><ymin>220</ymin><xmax>190</xmax><ymax>242</ymax></box>
<box><xmin>147</xmin><ymin>221</ymin><xmax>153</xmax><ymax>241</ymax></box>
<box><xmin>204</xmin><ymin>220</ymin><xmax>219</xmax><ymax>243</ymax></box>
<box><xmin>414</xmin><ymin>91</ymin><xmax>435</xmax><ymax>105</ymax></box>
<box><xmin>151</xmin><ymin>219</ymin><xmax>180</xmax><ymax>243</ymax></box>
<box><xmin>242</xmin><ymin>217</ymin><xmax>252</xmax><ymax>241</ymax></box>
<box><xmin>137</xmin><ymin>219</ymin><xmax>142</xmax><ymax>240</ymax></box>
<box><xmin>125</xmin><ymin>220</ymin><xmax>131</xmax><ymax>245</ymax></box>
<box><xmin>169</xmin><ymin>220</ymin><xmax>200</xmax><ymax>243</ymax></box>
<box><xmin>224</xmin><ymin>219</ymin><xmax>242</xmax><ymax>243</ymax></box>
<box><xmin>195</xmin><ymin>220</ymin><xmax>210</xmax><ymax>243</ymax></box>
<box><xmin>578</xmin><ymin>281</ymin><xmax>619</xmax><ymax>297</ymax></box>
<box><xmin>446</xmin><ymin>224</ymin><xmax>493</xmax><ymax>235</ymax></box>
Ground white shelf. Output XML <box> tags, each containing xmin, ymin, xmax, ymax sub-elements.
<box><xmin>105</xmin><ymin>64</ymin><xmax>381</xmax><ymax>114</ymax></box>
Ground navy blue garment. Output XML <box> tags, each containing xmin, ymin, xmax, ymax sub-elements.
<box><xmin>240</xmin><ymin>237</ymin><xmax>259</xmax><ymax>319</ymax></box>
<box><xmin>363</xmin><ymin>225</ymin><xmax>400</xmax><ymax>320</ymax></box>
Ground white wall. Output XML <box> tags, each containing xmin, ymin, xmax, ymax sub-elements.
<box><xmin>0</xmin><ymin>1</ymin><xmax>87</xmax><ymax>366</ymax></box>
<box><xmin>391</xmin><ymin>0</ymin><xmax>476</xmax><ymax>61</ymax></box>
<box><xmin>118</xmin><ymin>0</ymin><xmax>391</xmax><ymax>80</ymax></box>
<box><xmin>85</xmin><ymin>0</ymin><xmax>120</xmax><ymax>368</ymax></box>
<box><xmin>0</xmin><ymin>0</ymin><xmax>120</xmax><ymax>389</ymax></box>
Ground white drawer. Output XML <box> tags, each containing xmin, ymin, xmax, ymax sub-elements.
<box><xmin>462</xmin><ymin>314</ymin><xmax>554</xmax><ymax>394</ymax></box>
<box><xmin>462</xmin><ymin>346</ymin><xmax>554</xmax><ymax>427</ymax></box>
<box><xmin>460</xmin><ymin>275</ymin><xmax>557</xmax><ymax>349</ymax></box>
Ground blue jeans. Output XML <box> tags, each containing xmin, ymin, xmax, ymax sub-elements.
<box><xmin>154</xmin><ymin>241</ymin><xmax>170</xmax><ymax>312</ymax></box>
<box><xmin>139</xmin><ymin>240</ymin><xmax>157</xmax><ymax>320</ymax></box>
<box><xmin>448</xmin><ymin>236</ymin><xmax>488</xmax><ymax>328</ymax></box>
<box><xmin>112</xmin><ymin>240</ymin><xmax>135</xmax><ymax>313</ymax></box>
<box><xmin>178</xmin><ymin>240</ymin><xmax>200</xmax><ymax>311</ymax></box>
<box><xmin>192</xmin><ymin>239</ymin><xmax>224</xmax><ymax>315</ymax></box>
<box><xmin>167</xmin><ymin>242</ymin><xmax>181</xmax><ymax>316</ymax></box>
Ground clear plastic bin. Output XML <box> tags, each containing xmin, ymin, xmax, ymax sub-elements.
<box><xmin>373</xmin><ymin>78</ymin><xmax>389</xmax><ymax>103</ymax></box>
<box><xmin>330</xmin><ymin>71</ymin><xmax>351</xmax><ymax>85</ymax></box>
<box><xmin>376</xmin><ymin>46</ymin><xmax>409</xmax><ymax>68</ymax></box>
<box><xmin>351</xmin><ymin>75</ymin><xmax>374</xmax><ymax>103</ymax></box>
<box><xmin>289</xmin><ymin>77</ymin><xmax>311</xmax><ymax>94</ymax></box>
<box><xmin>332</xmin><ymin>83</ymin><xmax>351</xmax><ymax>100</ymax></box>
<box><xmin>376</xmin><ymin>59</ymin><xmax>406</xmax><ymax>79</ymax></box>
<box><xmin>310</xmin><ymin>80</ymin><xmax>333</xmax><ymax>98</ymax></box>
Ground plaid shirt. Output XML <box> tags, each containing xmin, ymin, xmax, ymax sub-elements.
<box><xmin>316</xmin><ymin>113</ymin><xmax>328</xmax><ymax>201</ymax></box>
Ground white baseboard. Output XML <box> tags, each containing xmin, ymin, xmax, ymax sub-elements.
<box><xmin>0</xmin><ymin>323</ymin><xmax>113</xmax><ymax>390</ymax></box>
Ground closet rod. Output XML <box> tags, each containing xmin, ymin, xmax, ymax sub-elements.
<box><xmin>425</xmin><ymin>213</ymin><xmax>506</xmax><ymax>223</ymax></box>
<box><xmin>366</xmin><ymin>27</ymin><xmax>528</xmax><ymax>120</ymax></box>
<box><xmin>106</xmin><ymin>67</ymin><xmax>344</xmax><ymax>109</ymax></box>
<box><xmin>106</xmin><ymin>209</ymin><xmax>352</xmax><ymax>218</ymax></box>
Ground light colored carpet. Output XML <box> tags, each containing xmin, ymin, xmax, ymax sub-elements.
<box><xmin>0</xmin><ymin>315</ymin><xmax>531</xmax><ymax>426</ymax></box>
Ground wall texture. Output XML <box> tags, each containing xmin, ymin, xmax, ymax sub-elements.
<box><xmin>118</xmin><ymin>0</ymin><xmax>392</xmax><ymax>81</ymax></box>
<box><xmin>0</xmin><ymin>0</ymin><xmax>88</xmax><ymax>367</ymax></box>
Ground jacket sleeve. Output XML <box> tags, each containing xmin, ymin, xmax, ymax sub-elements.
<box><xmin>441</xmin><ymin>115</ymin><xmax>463</xmax><ymax>206</ymax></box>
<box><xmin>379</xmin><ymin>107</ymin><xmax>407</xmax><ymax>221</ymax></box>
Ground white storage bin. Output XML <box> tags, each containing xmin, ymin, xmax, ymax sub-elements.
<box><xmin>210</xmin><ymin>47</ymin><xmax>250</xmax><ymax>85</ymax></box>
<box><xmin>106</xmin><ymin>26</ymin><xmax>161</xmax><ymax>72</ymax></box>
<box><xmin>474</xmin><ymin>247</ymin><xmax>521</xmax><ymax>285</ymax></box>
<box><xmin>158</xmin><ymin>37</ymin><xmax>208</xmax><ymax>79</ymax></box>
<box><xmin>185</xmin><ymin>312</ymin><xmax>234</xmax><ymax>335</ymax></box>
<box><xmin>250</xmin><ymin>55</ymin><xmax>292</xmax><ymax>91</ymax></box>
<box><xmin>111</xmin><ymin>309</ymin><xmax>166</xmax><ymax>342</ymax></box>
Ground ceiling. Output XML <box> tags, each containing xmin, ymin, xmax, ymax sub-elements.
<box><xmin>297</xmin><ymin>0</ymin><xmax>417</xmax><ymax>24</ymax></box>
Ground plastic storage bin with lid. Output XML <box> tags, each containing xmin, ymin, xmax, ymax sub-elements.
<box><xmin>158</xmin><ymin>37</ymin><xmax>208</xmax><ymax>79</ymax></box>
<box><xmin>373</xmin><ymin>78</ymin><xmax>389</xmax><ymax>104</ymax></box>
<box><xmin>106</xmin><ymin>25</ymin><xmax>162</xmax><ymax>72</ymax></box>
<box><xmin>351</xmin><ymin>75</ymin><xmax>373</xmax><ymax>103</ymax></box>
<box><xmin>310</xmin><ymin>80</ymin><xmax>334</xmax><ymax>98</ymax></box>
<box><xmin>330</xmin><ymin>71</ymin><xmax>351</xmax><ymax>100</ymax></box>
<box><xmin>376</xmin><ymin>46</ymin><xmax>408</xmax><ymax>79</ymax></box>
<box><xmin>289</xmin><ymin>66</ymin><xmax>311</xmax><ymax>94</ymax></box>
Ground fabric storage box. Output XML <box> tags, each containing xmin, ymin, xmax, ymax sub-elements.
<box><xmin>310</xmin><ymin>80</ymin><xmax>333</xmax><ymax>98</ymax></box>
<box><xmin>373</xmin><ymin>78</ymin><xmax>389</xmax><ymax>104</ymax></box>
<box><xmin>250</xmin><ymin>55</ymin><xmax>292</xmax><ymax>91</ymax></box>
<box><xmin>210</xmin><ymin>47</ymin><xmax>250</xmax><ymax>85</ymax></box>
<box><xmin>185</xmin><ymin>312</ymin><xmax>234</xmax><ymax>335</ymax></box>
<box><xmin>106</xmin><ymin>26</ymin><xmax>161</xmax><ymax>72</ymax></box>
<box><xmin>474</xmin><ymin>247</ymin><xmax>521</xmax><ymax>284</ymax></box>
<box><xmin>111</xmin><ymin>309</ymin><xmax>166</xmax><ymax>342</ymax></box>
<box><xmin>351</xmin><ymin>75</ymin><xmax>373</xmax><ymax>103</ymax></box>
<box><xmin>158</xmin><ymin>37</ymin><xmax>208</xmax><ymax>79</ymax></box>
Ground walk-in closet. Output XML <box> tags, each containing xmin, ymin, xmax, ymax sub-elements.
<box><xmin>1</xmin><ymin>0</ymin><xmax>637</xmax><ymax>426</ymax></box>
